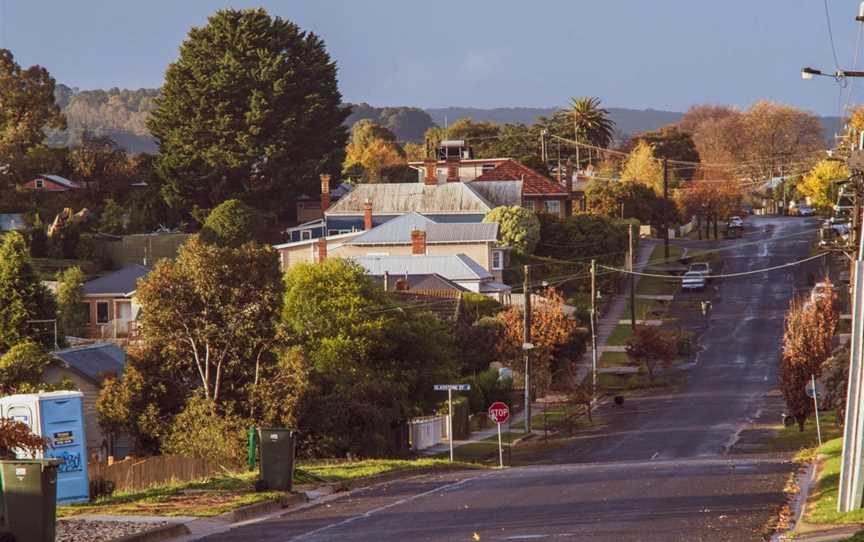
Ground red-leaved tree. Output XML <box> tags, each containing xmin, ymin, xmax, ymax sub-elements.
<box><xmin>0</xmin><ymin>419</ymin><xmax>48</xmax><ymax>459</ymax></box>
<box><xmin>625</xmin><ymin>325</ymin><xmax>678</xmax><ymax>382</ymax></box>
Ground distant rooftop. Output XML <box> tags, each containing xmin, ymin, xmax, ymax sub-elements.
<box><xmin>472</xmin><ymin>160</ymin><xmax>568</xmax><ymax>197</ymax></box>
<box><xmin>344</xmin><ymin>212</ymin><xmax>498</xmax><ymax>245</ymax></box>
<box><xmin>353</xmin><ymin>253</ymin><xmax>492</xmax><ymax>282</ymax></box>
<box><xmin>53</xmin><ymin>342</ymin><xmax>126</xmax><ymax>383</ymax></box>
<box><xmin>38</xmin><ymin>174</ymin><xmax>80</xmax><ymax>189</ymax></box>
<box><xmin>325</xmin><ymin>182</ymin><xmax>494</xmax><ymax>215</ymax></box>
<box><xmin>83</xmin><ymin>264</ymin><xmax>150</xmax><ymax>296</ymax></box>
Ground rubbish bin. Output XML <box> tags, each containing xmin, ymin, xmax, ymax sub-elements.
<box><xmin>258</xmin><ymin>428</ymin><xmax>295</xmax><ymax>491</ymax></box>
<box><xmin>0</xmin><ymin>459</ymin><xmax>63</xmax><ymax>542</ymax></box>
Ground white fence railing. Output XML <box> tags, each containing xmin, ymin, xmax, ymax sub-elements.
<box><xmin>408</xmin><ymin>415</ymin><xmax>446</xmax><ymax>451</ymax></box>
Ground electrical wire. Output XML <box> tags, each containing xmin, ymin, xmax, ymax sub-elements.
<box><xmin>598</xmin><ymin>251</ymin><xmax>828</xmax><ymax>280</ymax></box>
<box><xmin>825</xmin><ymin>0</ymin><xmax>842</xmax><ymax>72</ymax></box>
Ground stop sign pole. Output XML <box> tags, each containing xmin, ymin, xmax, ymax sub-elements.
<box><xmin>488</xmin><ymin>402</ymin><xmax>510</xmax><ymax>468</ymax></box>
<box><xmin>434</xmin><ymin>384</ymin><xmax>471</xmax><ymax>462</ymax></box>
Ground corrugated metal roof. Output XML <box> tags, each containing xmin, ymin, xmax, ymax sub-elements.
<box><xmin>39</xmin><ymin>174</ymin><xmax>80</xmax><ymax>189</ymax></box>
<box><xmin>344</xmin><ymin>212</ymin><xmax>498</xmax><ymax>245</ymax></box>
<box><xmin>0</xmin><ymin>213</ymin><xmax>25</xmax><ymax>232</ymax></box>
<box><xmin>466</xmin><ymin>180</ymin><xmax>523</xmax><ymax>208</ymax></box>
<box><xmin>371</xmin><ymin>273</ymin><xmax>468</xmax><ymax>293</ymax></box>
<box><xmin>325</xmin><ymin>182</ymin><xmax>493</xmax><ymax>215</ymax></box>
<box><xmin>53</xmin><ymin>343</ymin><xmax>126</xmax><ymax>383</ymax></box>
<box><xmin>83</xmin><ymin>264</ymin><xmax>150</xmax><ymax>296</ymax></box>
<box><xmin>353</xmin><ymin>253</ymin><xmax>492</xmax><ymax>281</ymax></box>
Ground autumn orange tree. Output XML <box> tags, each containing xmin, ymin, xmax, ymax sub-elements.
<box><xmin>497</xmin><ymin>288</ymin><xmax>579</xmax><ymax>393</ymax></box>
<box><xmin>780</xmin><ymin>282</ymin><xmax>839</xmax><ymax>431</ymax></box>
<box><xmin>625</xmin><ymin>325</ymin><xmax>678</xmax><ymax>382</ymax></box>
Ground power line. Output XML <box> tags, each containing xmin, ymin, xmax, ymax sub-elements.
<box><xmin>599</xmin><ymin>251</ymin><xmax>828</xmax><ymax>280</ymax></box>
<box><xmin>825</xmin><ymin>0</ymin><xmax>842</xmax><ymax>72</ymax></box>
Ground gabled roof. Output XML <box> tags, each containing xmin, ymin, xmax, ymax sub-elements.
<box><xmin>466</xmin><ymin>180</ymin><xmax>523</xmax><ymax>208</ymax></box>
<box><xmin>83</xmin><ymin>264</ymin><xmax>150</xmax><ymax>297</ymax></box>
<box><xmin>472</xmin><ymin>160</ymin><xmax>568</xmax><ymax>197</ymax></box>
<box><xmin>325</xmin><ymin>182</ymin><xmax>494</xmax><ymax>216</ymax></box>
<box><xmin>371</xmin><ymin>273</ymin><xmax>468</xmax><ymax>293</ymax></box>
<box><xmin>344</xmin><ymin>212</ymin><xmax>498</xmax><ymax>245</ymax></box>
<box><xmin>37</xmin><ymin>174</ymin><xmax>80</xmax><ymax>189</ymax></box>
<box><xmin>53</xmin><ymin>343</ymin><xmax>126</xmax><ymax>384</ymax></box>
<box><xmin>353</xmin><ymin>254</ymin><xmax>493</xmax><ymax>282</ymax></box>
<box><xmin>273</xmin><ymin>230</ymin><xmax>361</xmax><ymax>250</ymax></box>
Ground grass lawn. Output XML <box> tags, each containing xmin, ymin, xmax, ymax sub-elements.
<box><xmin>606</xmin><ymin>324</ymin><xmax>634</xmax><ymax>346</ymax></box>
<box><xmin>59</xmin><ymin>458</ymin><xmax>478</xmax><ymax>518</ymax></box>
<box><xmin>756</xmin><ymin>412</ymin><xmax>842</xmax><ymax>456</ymax></box>
<box><xmin>598</xmin><ymin>372</ymin><xmax>673</xmax><ymax>392</ymax></box>
<box><xmin>600</xmin><ymin>351</ymin><xmax>630</xmax><ymax>367</ymax></box>
<box><xmin>803</xmin><ymin>438</ymin><xmax>864</xmax><ymax>525</ymax></box>
<box><xmin>840</xmin><ymin>531</ymin><xmax>864</xmax><ymax>541</ymax></box>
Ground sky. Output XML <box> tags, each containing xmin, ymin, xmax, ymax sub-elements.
<box><xmin>3</xmin><ymin>0</ymin><xmax>864</xmax><ymax>116</ymax></box>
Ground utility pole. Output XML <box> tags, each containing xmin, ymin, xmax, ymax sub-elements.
<box><xmin>629</xmin><ymin>224</ymin><xmax>636</xmax><ymax>329</ymax></box>
<box><xmin>590</xmin><ymin>259</ymin><xmax>598</xmax><ymax>396</ymax></box>
<box><xmin>781</xmin><ymin>163</ymin><xmax>787</xmax><ymax>216</ymax></box>
<box><xmin>663</xmin><ymin>159</ymin><xmax>670</xmax><ymax>259</ymax></box>
<box><xmin>523</xmin><ymin>265</ymin><xmax>532</xmax><ymax>433</ymax></box>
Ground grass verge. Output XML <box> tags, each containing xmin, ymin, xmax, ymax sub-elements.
<box><xmin>59</xmin><ymin>458</ymin><xmax>478</xmax><ymax>518</ymax></box>
<box><xmin>802</xmin><ymin>437</ymin><xmax>864</xmax><ymax>525</ymax></box>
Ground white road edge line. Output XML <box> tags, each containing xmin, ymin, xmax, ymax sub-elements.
<box><xmin>286</xmin><ymin>472</ymin><xmax>495</xmax><ymax>541</ymax></box>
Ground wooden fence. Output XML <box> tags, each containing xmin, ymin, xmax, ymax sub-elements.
<box><xmin>89</xmin><ymin>455</ymin><xmax>234</xmax><ymax>495</ymax></box>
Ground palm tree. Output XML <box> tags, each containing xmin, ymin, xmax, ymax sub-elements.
<box><xmin>568</xmin><ymin>96</ymin><xmax>616</xmax><ymax>169</ymax></box>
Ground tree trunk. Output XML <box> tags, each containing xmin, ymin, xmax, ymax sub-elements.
<box><xmin>697</xmin><ymin>215</ymin><xmax>702</xmax><ymax>240</ymax></box>
<box><xmin>713</xmin><ymin>216</ymin><xmax>719</xmax><ymax>239</ymax></box>
<box><xmin>797</xmin><ymin>416</ymin><xmax>806</xmax><ymax>433</ymax></box>
<box><xmin>645</xmin><ymin>361</ymin><xmax>654</xmax><ymax>382</ymax></box>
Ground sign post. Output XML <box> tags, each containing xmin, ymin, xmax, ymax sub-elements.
<box><xmin>487</xmin><ymin>401</ymin><xmax>510</xmax><ymax>469</ymax></box>
<box><xmin>434</xmin><ymin>384</ymin><xmax>471</xmax><ymax>462</ymax></box>
<box><xmin>806</xmin><ymin>375</ymin><xmax>825</xmax><ymax>447</ymax></box>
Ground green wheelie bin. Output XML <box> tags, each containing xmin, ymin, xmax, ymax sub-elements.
<box><xmin>258</xmin><ymin>428</ymin><xmax>296</xmax><ymax>491</ymax></box>
<box><xmin>0</xmin><ymin>459</ymin><xmax>63</xmax><ymax>542</ymax></box>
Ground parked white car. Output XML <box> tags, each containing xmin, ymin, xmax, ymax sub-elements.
<box><xmin>682</xmin><ymin>271</ymin><xmax>706</xmax><ymax>291</ymax></box>
<box><xmin>688</xmin><ymin>262</ymin><xmax>711</xmax><ymax>275</ymax></box>
<box><xmin>728</xmin><ymin>216</ymin><xmax>744</xmax><ymax>228</ymax></box>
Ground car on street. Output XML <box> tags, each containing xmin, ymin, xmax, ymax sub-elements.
<box><xmin>681</xmin><ymin>271</ymin><xmax>706</xmax><ymax>290</ymax></box>
<box><xmin>688</xmin><ymin>262</ymin><xmax>711</xmax><ymax>275</ymax></box>
<box><xmin>797</xmin><ymin>205</ymin><xmax>815</xmax><ymax>217</ymax></box>
<box><xmin>728</xmin><ymin>216</ymin><xmax>744</xmax><ymax>228</ymax></box>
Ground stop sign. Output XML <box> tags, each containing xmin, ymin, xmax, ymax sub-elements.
<box><xmin>488</xmin><ymin>402</ymin><xmax>510</xmax><ymax>424</ymax></box>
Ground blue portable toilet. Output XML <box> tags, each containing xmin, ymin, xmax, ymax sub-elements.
<box><xmin>0</xmin><ymin>391</ymin><xmax>90</xmax><ymax>503</ymax></box>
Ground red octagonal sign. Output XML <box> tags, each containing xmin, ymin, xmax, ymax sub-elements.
<box><xmin>488</xmin><ymin>402</ymin><xmax>510</xmax><ymax>424</ymax></box>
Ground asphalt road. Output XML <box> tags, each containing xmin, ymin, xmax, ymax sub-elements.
<box><xmin>200</xmin><ymin>216</ymin><xmax>821</xmax><ymax>542</ymax></box>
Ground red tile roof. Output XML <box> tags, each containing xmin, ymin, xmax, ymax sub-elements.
<box><xmin>472</xmin><ymin>160</ymin><xmax>568</xmax><ymax>197</ymax></box>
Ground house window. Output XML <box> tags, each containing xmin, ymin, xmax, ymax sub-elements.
<box><xmin>491</xmin><ymin>250</ymin><xmax>503</xmax><ymax>270</ymax></box>
<box><xmin>482</xmin><ymin>163</ymin><xmax>496</xmax><ymax>173</ymax></box>
<box><xmin>96</xmin><ymin>301</ymin><xmax>109</xmax><ymax>324</ymax></box>
<box><xmin>34</xmin><ymin>178</ymin><xmax>44</xmax><ymax>189</ymax></box>
<box><xmin>327</xmin><ymin>229</ymin><xmax>340</xmax><ymax>236</ymax></box>
<box><xmin>81</xmin><ymin>303</ymin><xmax>91</xmax><ymax>324</ymax></box>
<box><xmin>301</xmin><ymin>230</ymin><xmax>312</xmax><ymax>240</ymax></box>
<box><xmin>545</xmin><ymin>200</ymin><xmax>562</xmax><ymax>215</ymax></box>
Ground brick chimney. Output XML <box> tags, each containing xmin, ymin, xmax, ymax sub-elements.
<box><xmin>564</xmin><ymin>159</ymin><xmax>573</xmax><ymax>194</ymax></box>
<box><xmin>320</xmin><ymin>174</ymin><xmax>331</xmax><ymax>211</ymax></box>
<box><xmin>411</xmin><ymin>229</ymin><xmax>427</xmax><ymax>255</ymax></box>
<box><xmin>446</xmin><ymin>157</ymin><xmax>460</xmax><ymax>182</ymax></box>
<box><xmin>317</xmin><ymin>237</ymin><xmax>327</xmax><ymax>262</ymax></box>
<box><xmin>423</xmin><ymin>159</ymin><xmax>438</xmax><ymax>185</ymax></box>
<box><xmin>363</xmin><ymin>199</ymin><xmax>373</xmax><ymax>230</ymax></box>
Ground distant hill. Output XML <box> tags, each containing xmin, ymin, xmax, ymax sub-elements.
<box><xmin>43</xmin><ymin>87</ymin><xmax>845</xmax><ymax>152</ymax></box>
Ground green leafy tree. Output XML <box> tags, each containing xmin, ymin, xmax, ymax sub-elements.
<box><xmin>483</xmin><ymin>206</ymin><xmax>541</xmax><ymax>256</ymax></box>
<box><xmin>135</xmin><ymin>236</ymin><xmax>283</xmax><ymax>406</ymax></box>
<box><xmin>148</xmin><ymin>8</ymin><xmax>349</xmax><ymax>212</ymax></box>
<box><xmin>200</xmin><ymin>199</ymin><xmax>264</xmax><ymax>247</ymax></box>
<box><xmin>282</xmin><ymin>259</ymin><xmax>458</xmax><ymax>456</ymax></box>
<box><xmin>620</xmin><ymin>141</ymin><xmax>667</xmax><ymax>194</ymax></box>
<box><xmin>68</xmin><ymin>131</ymin><xmax>130</xmax><ymax>201</ymax></box>
<box><xmin>0</xmin><ymin>341</ymin><xmax>53</xmax><ymax>394</ymax></box>
<box><xmin>97</xmin><ymin>198</ymin><xmax>126</xmax><ymax>235</ymax></box>
<box><xmin>57</xmin><ymin>266</ymin><xmax>86</xmax><ymax>337</ymax></box>
<box><xmin>798</xmin><ymin>159</ymin><xmax>849</xmax><ymax>212</ymax></box>
<box><xmin>0</xmin><ymin>49</ymin><xmax>65</xmax><ymax>192</ymax></box>
<box><xmin>0</xmin><ymin>232</ymin><xmax>57</xmax><ymax>350</ymax></box>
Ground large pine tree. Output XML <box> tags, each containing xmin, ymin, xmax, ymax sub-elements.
<box><xmin>148</xmin><ymin>8</ymin><xmax>349</xmax><ymax>213</ymax></box>
<box><xmin>0</xmin><ymin>232</ymin><xmax>57</xmax><ymax>350</ymax></box>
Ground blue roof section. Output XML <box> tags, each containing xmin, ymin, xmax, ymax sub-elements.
<box><xmin>53</xmin><ymin>343</ymin><xmax>126</xmax><ymax>383</ymax></box>
<box><xmin>83</xmin><ymin>264</ymin><xmax>150</xmax><ymax>296</ymax></box>
<box><xmin>0</xmin><ymin>213</ymin><xmax>25</xmax><ymax>232</ymax></box>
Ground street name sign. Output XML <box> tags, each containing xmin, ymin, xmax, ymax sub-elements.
<box><xmin>434</xmin><ymin>384</ymin><xmax>471</xmax><ymax>391</ymax></box>
<box><xmin>805</xmin><ymin>380</ymin><xmax>824</xmax><ymax>399</ymax></box>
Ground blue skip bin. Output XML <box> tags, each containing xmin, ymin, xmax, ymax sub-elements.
<box><xmin>0</xmin><ymin>391</ymin><xmax>90</xmax><ymax>503</ymax></box>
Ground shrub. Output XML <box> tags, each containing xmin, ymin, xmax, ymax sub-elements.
<box><xmin>483</xmin><ymin>206</ymin><xmax>540</xmax><ymax>255</ymax></box>
<box><xmin>0</xmin><ymin>341</ymin><xmax>52</xmax><ymax>395</ymax></box>
<box><xmin>161</xmin><ymin>394</ymin><xmax>247</xmax><ymax>466</ymax></box>
<box><xmin>200</xmin><ymin>199</ymin><xmax>264</xmax><ymax>247</ymax></box>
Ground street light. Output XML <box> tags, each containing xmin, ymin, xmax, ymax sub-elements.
<box><xmin>856</xmin><ymin>0</ymin><xmax>864</xmax><ymax>22</ymax></box>
<box><xmin>801</xmin><ymin>66</ymin><xmax>864</xmax><ymax>82</ymax></box>
<box><xmin>801</xmin><ymin>67</ymin><xmax>821</xmax><ymax>80</ymax></box>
